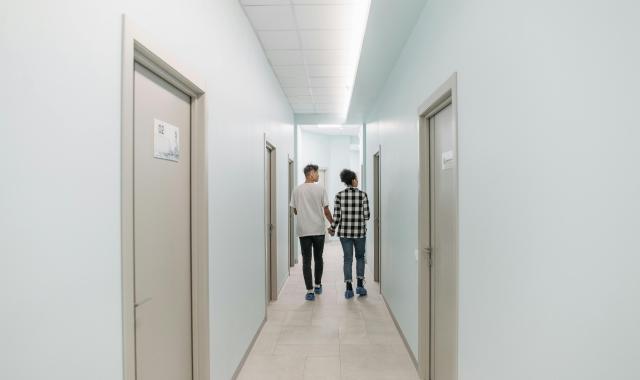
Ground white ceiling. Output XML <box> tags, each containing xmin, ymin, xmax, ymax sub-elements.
<box><xmin>241</xmin><ymin>0</ymin><xmax>371</xmax><ymax>116</ymax></box>
<box><xmin>299</xmin><ymin>124</ymin><xmax>362</xmax><ymax>136</ymax></box>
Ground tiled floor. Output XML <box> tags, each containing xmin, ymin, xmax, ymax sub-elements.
<box><xmin>236</xmin><ymin>241</ymin><xmax>421</xmax><ymax>380</ymax></box>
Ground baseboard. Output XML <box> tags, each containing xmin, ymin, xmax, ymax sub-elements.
<box><xmin>381</xmin><ymin>293</ymin><xmax>419</xmax><ymax>371</ymax></box>
<box><xmin>231</xmin><ymin>316</ymin><xmax>267</xmax><ymax>380</ymax></box>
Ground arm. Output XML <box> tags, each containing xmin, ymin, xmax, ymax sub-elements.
<box><xmin>323</xmin><ymin>206</ymin><xmax>334</xmax><ymax>224</ymax></box>
<box><xmin>363</xmin><ymin>193</ymin><xmax>370</xmax><ymax>221</ymax></box>
<box><xmin>330</xmin><ymin>193</ymin><xmax>341</xmax><ymax>231</ymax></box>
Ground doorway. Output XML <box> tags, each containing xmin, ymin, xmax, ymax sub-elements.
<box><xmin>418</xmin><ymin>74</ymin><xmax>459</xmax><ymax>380</ymax></box>
<box><xmin>121</xmin><ymin>17</ymin><xmax>210</xmax><ymax>380</ymax></box>
<box><xmin>288</xmin><ymin>159</ymin><xmax>295</xmax><ymax>269</ymax></box>
<box><xmin>265</xmin><ymin>142</ymin><xmax>278</xmax><ymax>302</ymax></box>
<box><xmin>373</xmin><ymin>151</ymin><xmax>381</xmax><ymax>285</ymax></box>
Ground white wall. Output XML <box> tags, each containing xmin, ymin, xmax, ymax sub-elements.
<box><xmin>0</xmin><ymin>0</ymin><xmax>293</xmax><ymax>379</ymax></box>
<box><xmin>365</xmin><ymin>0</ymin><xmax>640</xmax><ymax>379</ymax></box>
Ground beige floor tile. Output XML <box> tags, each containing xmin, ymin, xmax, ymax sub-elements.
<box><xmin>303</xmin><ymin>356</ymin><xmax>341</xmax><ymax>380</ymax></box>
<box><xmin>273</xmin><ymin>343</ymin><xmax>340</xmax><ymax>357</ymax></box>
<box><xmin>278</xmin><ymin>325</ymin><xmax>340</xmax><ymax>345</ymax></box>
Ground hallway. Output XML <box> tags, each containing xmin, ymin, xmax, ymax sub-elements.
<box><xmin>237</xmin><ymin>242</ymin><xmax>420</xmax><ymax>380</ymax></box>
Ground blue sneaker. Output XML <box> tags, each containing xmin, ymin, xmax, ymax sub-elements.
<box><xmin>314</xmin><ymin>285</ymin><xmax>323</xmax><ymax>294</ymax></box>
<box><xmin>305</xmin><ymin>292</ymin><xmax>316</xmax><ymax>301</ymax></box>
<box><xmin>344</xmin><ymin>289</ymin><xmax>354</xmax><ymax>299</ymax></box>
<box><xmin>356</xmin><ymin>287</ymin><xmax>368</xmax><ymax>296</ymax></box>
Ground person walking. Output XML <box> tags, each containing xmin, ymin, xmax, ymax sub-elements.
<box><xmin>328</xmin><ymin>169</ymin><xmax>370</xmax><ymax>299</ymax></box>
<box><xmin>290</xmin><ymin>164</ymin><xmax>334</xmax><ymax>301</ymax></box>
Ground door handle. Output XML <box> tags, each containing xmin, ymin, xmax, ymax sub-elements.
<box><xmin>135</xmin><ymin>297</ymin><xmax>153</xmax><ymax>308</ymax></box>
<box><xmin>423</xmin><ymin>247</ymin><xmax>432</xmax><ymax>267</ymax></box>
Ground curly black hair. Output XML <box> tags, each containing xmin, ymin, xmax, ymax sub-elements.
<box><xmin>303</xmin><ymin>164</ymin><xmax>319</xmax><ymax>177</ymax></box>
<box><xmin>340</xmin><ymin>169</ymin><xmax>357</xmax><ymax>186</ymax></box>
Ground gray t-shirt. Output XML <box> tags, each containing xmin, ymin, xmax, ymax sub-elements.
<box><xmin>290</xmin><ymin>183</ymin><xmax>329</xmax><ymax>237</ymax></box>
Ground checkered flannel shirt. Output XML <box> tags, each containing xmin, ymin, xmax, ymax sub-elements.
<box><xmin>330</xmin><ymin>187</ymin><xmax>370</xmax><ymax>238</ymax></box>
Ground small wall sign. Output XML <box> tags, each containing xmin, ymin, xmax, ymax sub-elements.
<box><xmin>154</xmin><ymin>119</ymin><xmax>180</xmax><ymax>162</ymax></box>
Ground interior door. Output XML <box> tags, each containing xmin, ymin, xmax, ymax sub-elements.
<box><xmin>133</xmin><ymin>62</ymin><xmax>193</xmax><ymax>380</ymax></box>
<box><xmin>288</xmin><ymin>159</ymin><xmax>295</xmax><ymax>268</ymax></box>
<box><xmin>430</xmin><ymin>103</ymin><xmax>457</xmax><ymax>380</ymax></box>
<box><xmin>373</xmin><ymin>152</ymin><xmax>381</xmax><ymax>284</ymax></box>
<box><xmin>265</xmin><ymin>146</ymin><xmax>273</xmax><ymax>302</ymax></box>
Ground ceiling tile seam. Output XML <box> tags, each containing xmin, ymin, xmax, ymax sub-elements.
<box><xmin>289</xmin><ymin>0</ymin><xmax>317</xmax><ymax>112</ymax></box>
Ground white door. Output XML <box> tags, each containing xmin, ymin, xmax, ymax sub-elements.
<box><xmin>133</xmin><ymin>63</ymin><xmax>193</xmax><ymax>380</ymax></box>
<box><xmin>430</xmin><ymin>103</ymin><xmax>457</xmax><ymax>380</ymax></box>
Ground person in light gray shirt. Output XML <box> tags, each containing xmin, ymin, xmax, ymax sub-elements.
<box><xmin>290</xmin><ymin>164</ymin><xmax>334</xmax><ymax>301</ymax></box>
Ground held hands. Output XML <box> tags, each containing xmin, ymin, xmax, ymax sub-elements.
<box><xmin>328</xmin><ymin>227</ymin><xmax>335</xmax><ymax>236</ymax></box>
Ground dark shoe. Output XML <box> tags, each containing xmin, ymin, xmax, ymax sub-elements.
<box><xmin>314</xmin><ymin>285</ymin><xmax>323</xmax><ymax>294</ymax></box>
<box><xmin>305</xmin><ymin>292</ymin><xmax>316</xmax><ymax>301</ymax></box>
<box><xmin>356</xmin><ymin>287</ymin><xmax>367</xmax><ymax>296</ymax></box>
<box><xmin>345</xmin><ymin>289</ymin><xmax>354</xmax><ymax>299</ymax></box>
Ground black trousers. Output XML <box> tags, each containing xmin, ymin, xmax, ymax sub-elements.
<box><xmin>299</xmin><ymin>235</ymin><xmax>325</xmax><ymax>290</ymax></box>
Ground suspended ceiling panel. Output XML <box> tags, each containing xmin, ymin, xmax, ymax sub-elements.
<box><xmin>241</xmin><ymin>0</ymin><xmax>371</xmax><ymax>116</ymax></box>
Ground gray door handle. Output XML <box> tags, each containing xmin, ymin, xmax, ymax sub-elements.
<box><xmin>135</xmin><ymin>297</ymin><xmax>153</xmax><ymax>308</ymax></box>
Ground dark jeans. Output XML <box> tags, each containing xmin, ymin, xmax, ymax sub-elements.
<box><xmin>299</xmin><ymin>235</ymin><xmax>325</xmax><ymax>290</ymax></box>
<box><xmin>340</xmin><ymin>237</ymin><xmax>366</xmax><ymax>283</ymax></box>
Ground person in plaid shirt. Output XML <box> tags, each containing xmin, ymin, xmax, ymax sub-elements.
<box><xmin>328</xmin><ymin>169</ymin><xmax>370</xmax><ymax>298</ymax></box>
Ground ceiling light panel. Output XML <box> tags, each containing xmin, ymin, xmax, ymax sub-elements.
<box><xmin>241</xmin><ymin>0</ymin><xmax>371</xmax><ymax>116</ymax></box>
<box><xmin>294</xmin><ymin>5</ymin><xmax>361</xmax><ymax>30</ymax></box>
<box><xmin>311</xmin><ymin>87</ymin><xmax>349</xmax><ymax>96</ymax></box>
<box><xmin>299</xmin><ymin>30</ymin><xmax>354</xmax><ymax>50</ymax></box>
<box><xmin>303</xmin><ymin>50</ymin><xmax>355</xmax><ymax>65</ymax></box>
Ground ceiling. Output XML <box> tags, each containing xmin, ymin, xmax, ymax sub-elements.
<box><xmin>299</xmin><ymin>124</ymin><xmax>362</xmax><ymax>136</ymax></box>
<box><xmin>240</xmin><ymin>0</ymin><xmax>371</xmax><ymax>117</ymax></box>
<box><xmin>346</xmin><ymin>0</ymin><xmax>429</xmax><ymax>123</ymax></box>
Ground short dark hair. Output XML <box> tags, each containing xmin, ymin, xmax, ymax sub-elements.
<box><xmin>303</xmin><ymin>164</ymin><xmax>319</xmax><ymax>177</ymax></box>
<box><xmin>340</xmin><ymin>169</ymin><xmax>357</xmax><ymax>186</ymax></box>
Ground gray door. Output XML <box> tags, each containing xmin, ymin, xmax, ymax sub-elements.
<box><xmin>265</xmin><ymin>147</ymin><xmax>272</xmax><ymax>303</ymax></box>
<box><xmin>373</xmin><ymin>152</ymin><xmax>381</xmax><ymax>284</ymax></box>
<box><xmin>430</xmin><ymin>104</ymin><xmax>457</xmax><ymax>380</ymax></box>
<box><xmin>288</xmin><ymin>159</ymin><xmax>295</xmax><ymax>268</ymax></box>
<box><xmin>133</xmin><ymin>63</ymin><xmax>193</xmax><ymax>380</ymax></box>
<box><xmin>265</xmin><ymin>145</ymin><xmax>277</xmax><ymax>302</ymax></box>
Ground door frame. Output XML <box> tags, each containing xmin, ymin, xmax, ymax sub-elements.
<box><xmin>265</xmin><ymin>140</ymin><xmax>278</xmax><ymax>302</ymax></box>
<box><xmin>373</xmin><ymin>150</ymin><xmax>381</xmax><ymax>286</ymax></box>
<box><xmin>120</xmin><ymin>15</ymin><xmax>210</xmax><ymax>380</ymax></box>
<box><xmin>417</xmin><ymin>73</ymin><xmax>459</xmax><ymax>380</ymax></box>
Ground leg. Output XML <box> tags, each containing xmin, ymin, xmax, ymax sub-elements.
<box><xmin>354</xmin><ymin>237</ymin><xmax>367</xmax><ymax>296</ymax></box>
<box><xmin>312</xmin><ymin>235</ymin><xmax>325</xmax><ymax>286</ymax></box>
<box><xmin>354</xmin><ymin>237</ymin><xmax>366</xmax><ymax>280</ymax></box>
<box><xmin>299</xmin><ymin>237</ymin><xmax>314</xmax><ymax>291</ymax></box>
<box><xmin>340</xmin><ymin>238</ymin><xmax>354</xmax><ymax>283</ymax></box>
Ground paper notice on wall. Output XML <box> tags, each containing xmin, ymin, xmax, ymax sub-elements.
<box><xmin>154</xmin><ymin>119</ymin><xmax>180</xmax><ymax>162</ymax></box>
<box><xmin>441</xmin><ymin>150</ymin><xmax>455</xmax><ymax>170</ymax></box>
